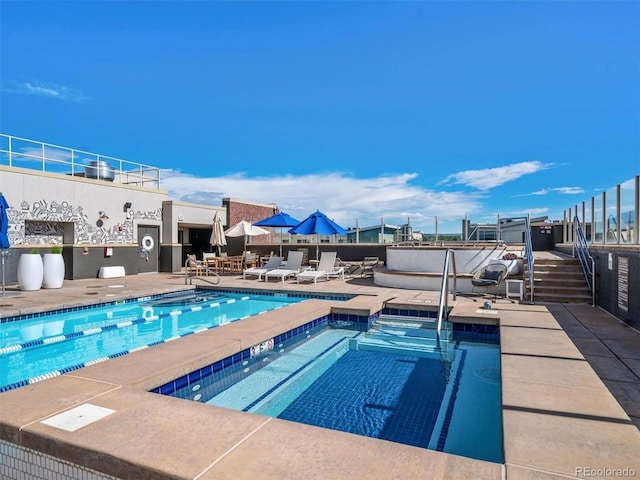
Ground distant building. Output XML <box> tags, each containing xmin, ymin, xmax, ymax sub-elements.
<box><xmin>462</xmin><ymin>216</ymin><xmax>549</xmax><ymax>243</ymax></box>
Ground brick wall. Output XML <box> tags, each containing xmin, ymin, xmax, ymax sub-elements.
<box><xmin>223</xmin><ymin>199</ymin><xmax>276</xmax><ymax>246</ymax></box>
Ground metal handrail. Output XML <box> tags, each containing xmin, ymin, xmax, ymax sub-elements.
<box><xmin>436</xmin><ymin>249</ymin><xmax>457</xmax><ymax>335</ymax></box>
<box><xmin>524</xmin><ymin>215</ymin><xmax>535</xmax><ymax>304</ymax></box>
<box><xmin>184</xmin><ymin>258</ymin><xmax>220</xmax><ymax>285</ymax></box>
<box><xmin>573</xmin><ymin>216</ymin><xmax>596</xmax><ymax>306</ymax></box>
<box><xmin>0</xmin><ymin>133</ymin><xmax>161</xmax><ymax>189</ymax></box>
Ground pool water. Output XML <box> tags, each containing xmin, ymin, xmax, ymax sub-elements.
<box><xmin>0</xmin><ymin>290</ymin><xmax>304</xmax><ymax>391</ymax></box>
<box><xmin>201</xmin><ymin>317</ymin><xmax>503</xmax><ymax>463</ymax></box>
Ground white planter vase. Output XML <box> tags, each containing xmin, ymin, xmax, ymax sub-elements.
<box><xmin>43</xmin><ymin>253</ymin><xmax>65</xmax><ymax>289</ymax></box>
<box><xmin>17</xmin><ymin>253</ymin><xmax>44</xmax><ymax>291</ymax></box>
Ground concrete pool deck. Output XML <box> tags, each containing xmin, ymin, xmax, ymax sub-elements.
<box><xmin>0</xmin><ymin>273</ymin><xmax>639</xmax><ymax>479</ymax></box>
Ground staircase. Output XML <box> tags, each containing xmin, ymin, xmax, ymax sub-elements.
<box><xmin>524</xmin><ymin>258</ymin><xmax>592</xmax><ymax>303</ymax></box>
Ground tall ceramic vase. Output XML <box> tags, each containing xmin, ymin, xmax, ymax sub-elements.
<box><xmin>17</xmin><ymin>252</ymin><xmax>44</xmax><ymax>291</ymax></box>
<box><xmin>43</xmin><ymin>253</ymin><xmax>65</xmax><ymax>289</ymax></box>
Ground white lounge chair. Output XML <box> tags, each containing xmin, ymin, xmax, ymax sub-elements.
<box><xmin>264</xmin><ymin>251</ymin><xmax>304</xmax><ymax>283</ymax></box>
<box><xmin>297</xmin><ymin>252</ymin><xmax>343</xmax><ymax>284</ymax></box>
<box><xmin>242</xmin><ymin>256</ymin><xmax>283</xmax><ymax>280</ymax></box>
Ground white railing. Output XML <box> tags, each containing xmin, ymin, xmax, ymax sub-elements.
<box><xmin>0</xmin><ymin>133</ymin><xmax>161</xmax><ymax>189</ymax></box>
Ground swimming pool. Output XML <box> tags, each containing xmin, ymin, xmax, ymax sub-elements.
<box><xmin>0</xmin><ymin>289</ymin><xmax>311</xmax><ymax>392</ymax></box>
<box><xmin>164</xmin><ymin>315</ymin><xmax>503</xmax><ymax>463</ymax></box>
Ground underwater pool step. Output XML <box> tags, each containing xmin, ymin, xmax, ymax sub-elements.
<box><xmin>352</xmin><ymin>335</ymin><xmax>454</xmax><ymax>360</ymax></box>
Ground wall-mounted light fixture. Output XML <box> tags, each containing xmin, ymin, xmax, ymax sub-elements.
<box><xmin>123</xmin><ymin>202</ymin><xmax>132</xmax><ymax>212</ymax></box>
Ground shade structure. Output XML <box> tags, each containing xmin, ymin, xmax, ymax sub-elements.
<box><xmin>209</xmin><ymin>212</ymin><xmax>227</xmax><ymax>255</ymax></box>
<box><xmin>288</xmin><ymin>210</ymin><xmax>347</xmax><ymax>259</ymax></box>
<box><xmin>254</xmin><ymin>211</ymin><xmax>300</xmax><ymax>256</ymax></box>
<box><xmin>224</xmin><ymin>220</ymin><xmax>269</xmax><ymax>254</ymax></box>
<box><xmin>1</xmin><ymin>193</ymin><xmax>13</xmax><ymax>297</ymax></box>
<box><xmin>224</xmin><ymin>220</ymin><xmax>269</xmax><ymax>237</ymax></box>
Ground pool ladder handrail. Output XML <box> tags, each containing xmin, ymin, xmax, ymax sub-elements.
<box><xmin>436</xmin><ymin>249</ymin><xmax>457</xmax><ymax>335</ymax></box>
<box><xmin>184</xmin><ymin>258</ymin><xmax>220</xmax><ymax>285</ymax></box>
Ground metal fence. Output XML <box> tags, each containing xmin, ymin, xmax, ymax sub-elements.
<box><xmin>0</xmin><ymin>133</ymin><xmax>160</xmax><ymax>189</ymax></box>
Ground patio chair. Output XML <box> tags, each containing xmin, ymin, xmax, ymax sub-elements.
<box><xmin>185</xmin><ymin>254</ymin><xmax>205</xmax><ymax>276</ymax></box>
<box><xmin>264</xmin><ymin>251</ymin><xmax>304</xmax><ymax>283</ymax></box>
<box><xmin>471</xmin><ymin>263</ymin><xmax>508</xmax><ymax>299</ymax></box>
<box><xmin>242</xmin><ymin>256</ymin><xmax>284</xmax><ymax>280</ymax></box>
<box><xmin>297</xmin><ymin>252</ymin><xmax>342</xmax><ymax>284</ymax></box>
<box><xmin>361</xmin><ymin>256</ymin><xmax>381</xmax><ymax>277</ymax></box>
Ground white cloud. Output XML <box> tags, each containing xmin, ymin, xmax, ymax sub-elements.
<box><xmin>439</xmin><ymin>161</ymin><xmax>552</xmax><ymax>191</ymax></box>
<box><xmin>514</xmin><ymin>186</ymin><xmax>584</xmax><ymax>197</ymax></box>
<box><xmin>2</xmin><ymin>80</ymin><xmax>88</xmax><ymax>102</ymax></box>
<box><xmin>161</xmin><ymin>170</ymin><xmax>483</xmax><ymax>232</ymax></box>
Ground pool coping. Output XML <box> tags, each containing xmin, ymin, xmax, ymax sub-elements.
<box><xmin>0</xmin><ymin>282</ymin><xmax>639</xmax><ymax>479</ymax></box>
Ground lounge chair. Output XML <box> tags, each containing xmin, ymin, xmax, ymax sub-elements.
<box><xmin>186</xmin><ymin>254</ymin><xmax>205</xmax><ymax>276</ymax></box>
<box><xmin>264</xmin><ymin>251</ymin><xmax>304</xmax><ymax>283</ymax></box>
<box><xmin>242</xmin><ymin>256</ymin><xmax>283</xmax><ymax>280</ymax></box>
<box><xmin>471</xmin><ymin>263</ymin><xmax>508</xmax><ymax>299</ymax></box>
<box><xmin>361</xmin><ymin>256</ymin><xmax>381</xmax><ymax>277</ymax></box>
<box><xmin>297</xmin><ymin>252</ymin><xmax>343</xmax><ymax>284</ymax></box>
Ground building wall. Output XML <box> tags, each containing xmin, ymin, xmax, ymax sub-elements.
<box><xmin>2</xmin><ymin>167</ymin><xmax>165</xmax><ymax>246</ymax></box>
<box><xmin>1</xmin><ymin>167</ymin><xmax>167</xmax><ymax>280</ymax></box>
<box><xmin>222</xmin><ymin>198</ymin><xmax>275</xmax><ymax>254</ymax></box>
<box><xmin>592</xmin><ymin>246</ymin><xmax>639</xmax><ymax>330</ymax></box>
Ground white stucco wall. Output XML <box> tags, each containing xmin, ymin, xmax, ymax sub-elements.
<box><xmin>2</xmin><ymin>166</ymin><xmax>167</xmax><ymax>245</ymax></box>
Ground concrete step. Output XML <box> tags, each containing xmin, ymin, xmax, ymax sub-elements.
<box><xmin>528</xmin><ymin>291</ymin><xmax>593</xmax><ymax>303</ymax></box>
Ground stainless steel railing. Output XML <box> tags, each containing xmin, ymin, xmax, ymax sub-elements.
<box><xmin>436</xmin><ymin>249</ymin><xmax>457</xmax><ymax>335</ymax></box>
<box><xmin>0</xmin><ymin>133</ymin><xmax>161</xmax><ymax>189</ymax></box>
<box><xmin>573</xmin><ymin>215</ymin><xmax>596</xmax><ymax>306</ymax></box>
<box><xmin>524</xmin><ymin>215</ymin><xmax>535</xmax><ymax>304</ymax></box>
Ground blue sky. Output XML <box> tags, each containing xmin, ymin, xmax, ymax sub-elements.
<box><xmin>1</xmin><ymin>1</ymin><xmax>639</xmax><ymax>233</ymax></box>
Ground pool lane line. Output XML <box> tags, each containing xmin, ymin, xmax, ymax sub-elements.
<box><xmin>0</xmin><ymin>296</ymin><xmax>251</xmax><ymax>356</ymax></box>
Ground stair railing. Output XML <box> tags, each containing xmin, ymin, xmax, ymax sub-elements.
<box><xmin>524</xmin><ymin>215</ymin><xmax>535</xmax><ymax>304</ymax></box>
<box><xmin>573</xmin><ymin>215</ymin><xmax>596</xmax><ymax>306</ymax></box>
<box><xmin>436</xmin><ymin>249</ymin><xmax>457</xmax><ymax>335</ymax></box>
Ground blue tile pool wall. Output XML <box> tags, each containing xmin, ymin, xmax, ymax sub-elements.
<box><xmin>329</xmin><ymin>310</ymin><xmax>380</xmax><ymax>332</ymax></box>
<box><xmin>201</xmin><ymin>287</ymin><xmax>354</xmax><ymax>302</ymax></box>
<box><xmin>152</xmin><ymin>315</ymin><xmax>330</xmax><ymax>399</ymax></box>
<box><xmin>382</xmin><ymin>307</ymin><xmax>438</xmax><ymax>319</ymax></box>
<box><xmin>451</xmin><ymin>322</ymin><xmax>500</xmax><ymax>344</ymax></box>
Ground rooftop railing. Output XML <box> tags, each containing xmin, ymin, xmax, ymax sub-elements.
<box><xmin>564</xmin><ymin>175</ymin><xmax>639</xmax><ymax>245</ymax></box>
<box><xmin>0</xmin><ymin>134</ymin><xmax>161</xmax><ymax>189</ymax></box>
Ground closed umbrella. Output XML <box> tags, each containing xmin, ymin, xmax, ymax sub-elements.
<box><xmin>289</xmin><ymin>210</ymin><xmax>347</xmax><ymax>260</ymax></box>
<box><xmin>1</xmin><ymin>193</ymin><xmax>14</xmax><ymax>297</ymax></box>
<box><xmin>209</xmin><ymin>212</ymin><xmax>227</xmax><ymax>255</ymax></box>
<box><xmin>224</xmin><ymin>220</ymin><xmax>269</xmax><ymax>254</ymax></box>
<box><xmin>254</xmin><ymin>211</ymin><xmax>300</xmax><ymax>256</ymax></box>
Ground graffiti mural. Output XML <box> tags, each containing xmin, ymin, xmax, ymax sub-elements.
<box><xmin>6</xmin><ymin>199</ymin><xmax>161</xmax><ymax>245</ymax></box>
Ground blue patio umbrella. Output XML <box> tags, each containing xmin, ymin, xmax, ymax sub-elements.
<box><xmin>1</xmin><ymin>193</ymin><xmax>12</xmax><ymax>296</ymax></box>
<box><xmin>254</xmin><ymin>211</ymin><xmax>300</xmax><ymax>256</ymax></box>
<box><xmin>288</xmin><ymin>210</ymin><xmax>347</xmax><ymax>260</ymax></box>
